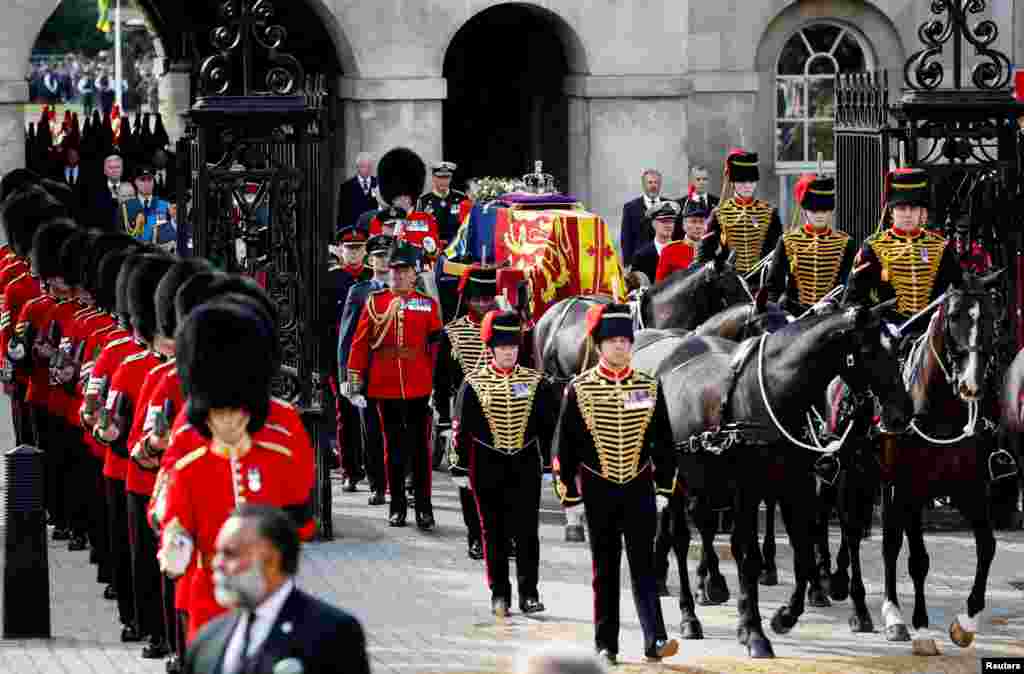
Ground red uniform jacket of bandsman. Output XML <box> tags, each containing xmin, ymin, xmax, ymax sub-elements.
<box><xmin>348</xmin><ymin>288</ymin><xmax>442</xmax><ymax>400</ymax></box>
<box><xmin>2</xmin><ymin>270</ymin><xmax>42</xmax><ymax>386</ymax></box>
<box><xmin>14</xmin><ymin>294</ymin><xmax>56</xmax><ymax>407</ymax></box>
<box><xmin>161</xmin><ymin>404</ymin><xmax>316</xmax><ymax>642</ymax></box>
<box><xmin>655</xmin><ymin>239</ymin><xmax>698</xmax><ymax>282</ymax></box>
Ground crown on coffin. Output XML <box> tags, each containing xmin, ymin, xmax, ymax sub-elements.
<box><xmin>522</xmin><ymin>160</ymin><xmax>557</xmax><ymax>195</ymax></box>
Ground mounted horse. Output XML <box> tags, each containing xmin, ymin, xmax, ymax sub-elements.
<box><xmin>873</xmin><ymin>271</ymin><xmax>1008</xmax><ymax>649</ymax></box>
<box><xmin>642</xmin><ymin>301</ymin><xmax>911</xmax><ymax>657</ymax></box>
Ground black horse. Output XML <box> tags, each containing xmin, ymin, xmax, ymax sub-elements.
<box><xmin>645</xmin><ymin>302</ymin><xmax>912</xmax><ymax>657</ymax></box>
<box><xmin>532</xmin><ymin>260</ymin><xmax>750</xmax><ymax>389</ymax></box>
<box><xmin>873</xmin><ymin>273</ymin><xmax>1003</xmax><ymax>648</ymax></box>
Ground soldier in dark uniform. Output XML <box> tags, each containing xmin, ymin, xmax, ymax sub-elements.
<box><xmin>337</xmin><ymin>234</ymin><xmax>394</xmax><ymax>505</ymax></box>
<box><xmin>552</xmin><ymin>303</ymin><xmax>679</xmax><ymax>665</ymax></box>
<box><xmin>698</xmin><ymin>150</ymin><xmax>782</xmax><ymax>278</ymax></box>
<box><xmin>324</xmin><ymin>226</ymin><xmax>371</xmax><ymax>492</ymax></box>
<box><xmin>347</xmin><ymin>243</ymin><xmax>443</xmax><ymax>529</ymax></box>
<box><xmin>434</xmin><ymin>266</ymin><xmax>497</xmax><ymax>559</ymax></box>
<box><xmin>765</xmin><ymin>175</ymin><xmax>856</xmax><ymax>315</ymax></box>
<box><xmin>844</xmin><ymin>169</ymin><xmax>1015</xmax><ymax>481</ymax></box>
<box><xmin>417</xmin><ymin>161</ymin><xmax>467</xmax><ymax>244</ymax></box>
<box><xmin>449</xmin><ymin>310</ymin><xmax>557</xmax><ymax>617</ymax></box>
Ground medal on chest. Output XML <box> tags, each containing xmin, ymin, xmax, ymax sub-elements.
<box><xmin>920</xmin><ymin>247</ymin><xmax>929</xmax><ymax>263</ymax></box>
<box><xmin>247</xmin><ymin>466</ymin><xmax>262</xmax><ymax>493</ymax></box>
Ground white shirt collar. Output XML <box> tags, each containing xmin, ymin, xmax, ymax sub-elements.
<box><xmin>254</xmin><ymin>578</ymin><xmax>294</xmax><ymax>623</ymax></box>
<box><xmin>654</xmin><ymin>239</ymin><xmax>669</xmax><ymax>255</ymax></box>
<box><xmin>224</xmin><ymin>579</ymin><xmax>295</xmax><ymax>673</ymax></box>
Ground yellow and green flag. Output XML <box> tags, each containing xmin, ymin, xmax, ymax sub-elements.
<box><xmin>97</xmin><ymin>0</ymin><xmax>112</xmax><ymax>33</ymax></box>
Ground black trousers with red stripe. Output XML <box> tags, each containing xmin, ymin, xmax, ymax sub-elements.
<box><xmin>470</xmin><ymin>444</ymin><xmax>541</xmax><ymax>603</ymax></box>
<box><xmin>581</xmin><ymin>470</ymin><xmax>668</xmax><ymax>656</ymax></box>
<box><xmin>377</xmin><ymin>397</ymin><xmax>431</xmax><ymax>517</ymax></box>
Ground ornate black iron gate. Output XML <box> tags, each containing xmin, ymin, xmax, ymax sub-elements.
<box><xmin>174</xmin><ymin>0</ymin><xmax>338</xmax><ymax>537</ymax></box>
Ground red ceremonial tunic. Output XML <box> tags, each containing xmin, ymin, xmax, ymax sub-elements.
<box><xmin>79</xmin><ymin>326</ymin><xmax>130</xmax><ymax>460</ymax></box>
<box><xmin>348</xmin><ymin>288</ymin><xmax>442</xmax><ymax>400</ymax></box>
<box><xmin>162</xmin><ymin>419</ymin><xmax>316</xmax><ymax>641</ymax></box>
<box><xmin>370</xmin><ymin>210</ymin><xmax>441</xmax><ymax>262</ymax></box>
<box><xmin>2</xmin><ymin>271</ymin><xmax>42</xmax><ymax>386</ymax></box>
<box><xmin>125</xmin><ymin>357</ymin><xmax>174</xmax><ymax>497</ymax></box>
<box><xmin>45</xmin><ymin>300</ymin><xmax>82</xmax><ymax>422</ymax></box>
<box><xmin>65</xmin><ymin>310</ymin><xmax>113</xmax><ymax>426</ymax></box>
<box><xmin>95</xmin><ymin>342</ymin><xmax>146</xmax><ymax>480</ymax></box>
<box><xmin>14</xmin><ymin>295</ymin><xmax>56</xmax><ymax>407</ymax></box>
<box><xmin>655</xmin><ymin>239</ymin><xmax>699</xmax><ymax>282</ymax></box>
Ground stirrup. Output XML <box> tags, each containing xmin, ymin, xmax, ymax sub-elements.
<box><xmin>988</xmin><ymin>449</ymin><xmax>1018</xmax><ymax>482</ymax></box>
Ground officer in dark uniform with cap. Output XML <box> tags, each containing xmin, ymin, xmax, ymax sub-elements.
<box><xmin>765</xmin><ymin>175</ymin><xmax>856</xmax><ymax>315</ymax></box>
<box><xmin>449</xmin><ymin>310</ymin><xmax>557</xmax><ymax>617</ymax></box>
<box><xmin>417</xmin><ymin>161</ymin><xmax>468</xmax><ymax>245</ymax></box>
<box><xmin>698</xmin><ymin>150</ymin><xmax>782</xmax><ymax>277</ymax></box>
<box><xmin>552</xmin><ymin>303</ymin><xmax>679</xmax><ymax>665</ymax></box>
<box><xmin>434</xmin><ymin>266</ymin><xmax>498</xmax><ymax>559</ymax></box>
<box><xmin>347</xmin><ymin>243</ymin><xmax>443</xmax><ymax>529</ymax></box>
<box><xmin>337</xmin><ymin>234</ymin><xmax>395</xmax><ymax>504</ymax></box>
<box><xmin>324</xmin><ymin>226</ymin><xmax>371</xmax><ymax>492</ymax></box>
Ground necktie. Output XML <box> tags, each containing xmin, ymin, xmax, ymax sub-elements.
<box><xmin>237</xmin><ymin>611</ymin><xmax>255</xmax><ymax>674</ymax></box>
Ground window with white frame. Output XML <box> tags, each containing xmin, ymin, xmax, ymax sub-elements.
<box><xmin>775</xmin><ymin>23</ymin><xmax>872</xmax><ymax>222</ymax></box>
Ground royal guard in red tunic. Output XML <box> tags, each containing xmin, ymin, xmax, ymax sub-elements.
<box><xmin>449</xmin><ymin>310</ymin><xmax>557</xmax><ymax>617</ymax></box>
<box><xmin>94</xmin><ymin>254</ymin><xmax>174</xmax><ymax>645</ymax></box>
<box><xmin>371</xmin><ymin>206</ymin><xmax>442</xmax><ymax>268</ymax></box>
<box><xmin>370</xmin><ymin>147</ymin><xmax>442</xmax><ymax>267</ymax></box>
<box><xmin>698</xmin><ymin>150</ymin><xmax>782</xmax><ymax>277</ymax></box>
<box><xmin>158</xmin><ymin>299</ymin><xmax>315</xmax><ymax>642</ymax></box>
<box><xmin>347</xmin><ymin>243</ymin><xmax>443</xmax><ymax>529</ymax></box>
<box><xmin>552</xmin><ymin>303</ymin><xmax>679</xmax><ymax>665</ymax></box>
<box><xmin>434</xmin><ymin>266</ymin><xmax>498</xmax><ymax>559</ymax></box>
<box><xmin>765</xmin><ymin>175</ymin><xmax>856</xmax><ymax>315</ymax></box>
<box><xmin>655</xmin><ymin>199</ymin><xmax>709</xmax><ymax>282</ymax></box>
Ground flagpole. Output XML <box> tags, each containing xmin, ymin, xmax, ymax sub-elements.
<box><xmin>114</xmin><ymin>0</ymin><xmax>122</xmax><ymax>111</ymax></box>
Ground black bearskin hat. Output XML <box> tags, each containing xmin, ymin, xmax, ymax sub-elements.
<box><xmin>1</xmin><ymin>168</ymin><xmax>41</xmax><ymax>202</ymax></box>
<box><xmin>378</xmin><ymin>147</ymin><xmax>426</xmax><ymax>206</ymax></box>
<box><xmin>58</xmin><ymin>228</ymin><xmax>99</xmax><ymax>288</ymax></box>
<box><xmin>205</xmin><ymin>275</ymin><xmax>278</xmax><ymax>328</ymax></box>
<box><xmin>3</xmin><ymin>189</ymin><xmax>67</xmax><ymax>257</ymax></box>
<box><xmin>155</xmin><ymin>258</ymin><xmax>215</xmax><ymax>340</ymax></box>
<box><xmin>174</xmin><ymin>272</ymin><xmax>226</xmax><ymax>328</ymax></box>
<box><xmin>177</xmin><ymin>299</ymin><xmax>276</xmax><ymax>437</ymax></box>
<box><xmin>31</xmin><ymin>218</ymin><xmax>78</xmax><ymax>281</ymax></box>
<box><xmin>83</xmin><ymin>233</ymin><xmax>140</xmax><ymax>297</ymax></box>
<box><xmin>116</xmin><ymin>251</ymin><xmax>156</xmax><ymax>319</ymax></box>
<box><xmin>179</xmin><ymin>274</ymin><xmax>281</xmax><ymax>368</ymax></box>
<box><xmin>96</xmin><ymin>250</ymin><xmax>133</xmax><ymax>312</ymax></box>
<box><xmin>39</xmin><ymin>178</ymin><xmax>75</xmax><ymax>213</ymax></box>
<box><xmin>126</xmin><ymin>254</ymin><xmax>176</xmax><ymax>343</ymax></box>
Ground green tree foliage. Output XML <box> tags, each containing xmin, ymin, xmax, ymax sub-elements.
<box><xmin>34</xmin><ymin>0</ymin><xmax>112</xmax><ymax>56</ymax></box>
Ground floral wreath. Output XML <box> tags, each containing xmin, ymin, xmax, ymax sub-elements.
<box><xmin>466</xmin><ymin>177</ymin><xmax>526</xmax><ymax>204</ymax></box>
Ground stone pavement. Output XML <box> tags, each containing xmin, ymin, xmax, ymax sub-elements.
<box><xmin>2</xmin><ymin>401</ymin><xmax>1024</xmax><ymax>673</ymax></box>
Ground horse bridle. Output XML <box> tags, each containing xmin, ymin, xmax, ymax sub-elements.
<box><xmin>932</xmin><ymin>290</ymin><xmax>993</xmax><ymax>395</ymax></box>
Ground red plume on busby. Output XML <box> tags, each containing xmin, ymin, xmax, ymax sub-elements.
<box><xmin>584</xmin><ymin>304</ymin><xmax>608</xmax><ymax>340</ymax></box>
<box><xmin>480</xmin><ymin>310</ymin><xmax>521</xmax><ymax>348</ymax></box>
<box><xmin>458</xmin><ymin>264</ymin><xmax>480</xmax><ymax>295</ymax></box>
<box><xmin>481</xmin><ymin>309</ymin><xmax>498</xmax><ymax>345</ymax></box>
<box><xmin>793</xmin><ymin>173</ymin><xmax>815</xmax><ymax>209</ymax></box>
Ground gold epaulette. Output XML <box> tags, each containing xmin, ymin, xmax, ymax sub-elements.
<box><xmin>105</xmin><ymin>336</ymin><xmax>134</xmax><ymax>350</ymax></box>
<box><xmin>257</xmin><ymin>441</ymin><xmax>292</xmax><ymax>457</ymax></box>
<box><xmin>147</xmin><ymin>359</ymin><xmax>176</xmax><ymax>377</ymax></box>
<box><xmin>122</xmin><ymin>350</ymin><xmax>151</xmax><ymax>364</ymax></box>
<box><xmin>9</xmin><ymin>272</ymin><xmax>28</xmax><ymax>285</ymax></box>
<box><xmin>573</xmin><ymin>368</ymin><xmax>658</xmax><ymax>484</ymax></box>
<box><xmin>264</xmin><ymin>423</ymin><xmax>293</xmax><ymax>437</ymax></box>
<box><xmin>174</xmin><ymin>446</ymin><xmax>208</xmax><ymax>470</ymax></box>
<box><xmin>170</xmin><ymin>424</ymin><xmax>193</xmax><ymax>443</ymax></box>
<box><xmin>73</xmin><ymin>306</ymin><xmax>95</xmax><ymax>318</ymax></box>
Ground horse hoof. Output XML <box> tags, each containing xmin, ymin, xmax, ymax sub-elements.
<box><xmin>829</xmin><ymin>572</ymin><xmax>850</xmax><ymax>602</ymax></box>
<box><xmin>759</xmin><ymin>569</ymin><xmax>779</xmax><ymax>586</ymax></box>
<box><xmin>807</xmin><ymin>587</ymin><xmax>831</xmax><ymax>608</ymax></box>
<box><xmin>747</xmin><ymin>636</ymin><xmax>775</xmax><ymax>659</ymax></box>
<box><xmin>949</xmin><ymin>618</ymin><xmax>975</xmax><ymax>648</ymax></box>
<box><xmin>770</xmin><ymin>607</ymin><xmax>796</xmax><ymax>635</ymax></box>
<box><xmin>849</xmin><ymin>613</ymin><xmax>874</xmax><ymax>633</ymax></box>
<box><xmin>704</xmin><ymin>574</ymin><xmax>730</xmax><ymax>605</ymax></box>
<box><xmin>885</xmin><ymin>624</ymin><xmax>911</xmax><ymax>642</ymax></box>
<box><xmin>680</xmin><ymin>619</ymin><xmax>704</xmax><ymax>640</ymax></box>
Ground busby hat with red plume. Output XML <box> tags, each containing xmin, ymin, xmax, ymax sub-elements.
<box><xmin>458</xmin><ymin>265</ymin><xmax>498</xmax><ymax>298</ymax></box>
<box><xmin>481</xmin><ymin>310</ymin><xmax>521</xmax><ymax>348</ymax></box>
<box><xmin>795</xmin><ymin>174</ymin><xmax>835</xmax><ymax>212</ymax></box>
<box><xmin>584</xmin><ymin>303</ymin><xmax>634</xmax><ymax>343</ymax></box>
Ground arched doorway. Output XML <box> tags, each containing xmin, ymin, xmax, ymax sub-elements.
<box><xmin>443</xmin><ymin>4</ymin><xmax>580</xmax><ymax>190</ymax></box>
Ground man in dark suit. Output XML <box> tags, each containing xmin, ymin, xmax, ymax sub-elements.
<box><xmin>676</xmin><ymin>165</ymin><xmax>719</xmax><ymax>239</ymax></box>
<box><xmin>183</xmin><ymin>504</ymin><xmax>370</xmax><ymax>674</ymax></box>
<box><xmin>57</xmin><ymin>146</ymin><xmax>86</xmax><ymax>222</ymax></box>
<box><xmin>337</xmin><ymin>152</ymin><xmax>379</xmax><ymax>233</ymax></box>
<box><xmin>83</xmin><ymin>153</ymin><xmax>127</xmax><ymax>233</ymax></box>
<box><xmin>619</xmin><ymin>169</ymin><xmax>663</xmax><ymax>267</ymax></box>
<box><xmin>630</xmin><ymin>201</ymin><xmax>680</xmax><ymax>284</ymax></box>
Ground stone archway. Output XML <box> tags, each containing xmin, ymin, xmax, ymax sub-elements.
<box><xmin>442</xmin><ymin>3</ymin><xmax>589</xmax><ymax>192</ymax></box>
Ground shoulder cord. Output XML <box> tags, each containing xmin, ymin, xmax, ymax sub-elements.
<box><xmin>367</xmin><ymin>297</ymin><xmax>402</xmax><ymax>351</ymax></box>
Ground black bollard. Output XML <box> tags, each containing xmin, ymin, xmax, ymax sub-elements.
<box><xmin>3</xmin><ymin>445</ymin><xmax>50</xmax><ymax>638</ymax></box>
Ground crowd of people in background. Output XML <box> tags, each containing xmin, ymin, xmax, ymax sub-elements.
<box><xmin>28</xmin><ymin>51</ymin><xmax>160</xmax><ymax>117</ymax></box>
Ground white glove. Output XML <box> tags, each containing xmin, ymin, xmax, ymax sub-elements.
<box><xmin>158</xmin><ymin>528</ymin><xmax>194</xmax><ymax>578</ymax></box>
<box><xmin>349</xmin><ymin>394</ymin><xmax>367</xmax><ymax>409</ymax></box>
<box><xmin>451</xmin><ymin>473</ymin><xmax>469</xmax><ymax>489</ymax></box>
<box><xmin>338</xmin><ymin>381</ymin><xmax>350</xmax><ymax>398</ymax></box>
<box><xmin>656</xmin><ymin>494</ymin><xmax>670</xmax><ymax>510</ymax></box>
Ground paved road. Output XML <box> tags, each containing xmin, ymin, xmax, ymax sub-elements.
<box><xmin>1</xmin><ymin>398</ymin><xmax>1023</xmax><ymax>674</ymax></box>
